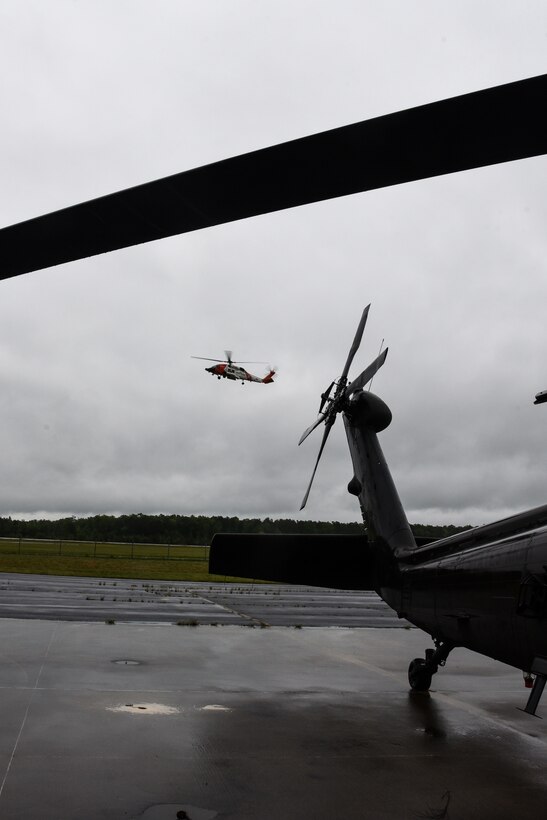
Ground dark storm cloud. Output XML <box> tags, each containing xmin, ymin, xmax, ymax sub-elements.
<box><xmin>1</xmin><ymin>2</ymin><xmax>547</xmax><ymax>525</ymax></box>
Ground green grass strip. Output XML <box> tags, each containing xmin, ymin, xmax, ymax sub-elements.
<box><xmin>0</xmin><ymin>553</ymin><xmax>253</xmax><ymax>583</ymax></box>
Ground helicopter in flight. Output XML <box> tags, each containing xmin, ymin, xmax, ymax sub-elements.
<box><xmin>1</xmin><ymin>74</ymin><xmax>547</xmax><ymax>711</ymax></box>
<box><xmin>191</xmin><ymin>351</ymin><xmax>276</xmax><ymax>384</ymax></box>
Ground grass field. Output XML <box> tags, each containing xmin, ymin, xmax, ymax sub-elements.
<box><xmin>0</xmin><ymin>538</ymin><xmax>208</xmax><ymax>560</ymax></box>
<box><xmin>0</xmin><ymin>538</ymin><xmax>250</xmax><ymax>583</ymax></box>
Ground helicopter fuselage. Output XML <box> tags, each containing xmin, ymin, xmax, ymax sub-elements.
<box><xmin>205</xmin><ymin>363</ymin><xmax>274</xmax><ymax>383</ymax></box>
<box><xmin>343</xmin><ymin>389</ymin><xmax>547</xmax><ymax>683</ymax></box>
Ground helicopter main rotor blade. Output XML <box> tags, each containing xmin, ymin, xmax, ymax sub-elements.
<box><xmin>339</xmin><ymin>305</ymin><xmax>370</xmax><ymax>385</ymax></box>
<box><xmin>2</xmin><ymin>74</ymin><xmax>547</xmax><ymax>280</ymax></box>
<box><xmin>191</xmin><ymin>356</ymin><xmax>226</xmax><ymax>363</ymax></box>
<box><xmin>344</xmin><ymin>348</ymin><xmax>389</xmax><ymax>397</ymax></box>
<box><xmin>300</xmin><ymin>418</ymin><xmax>335</xmax><ymax>511</ymax></box>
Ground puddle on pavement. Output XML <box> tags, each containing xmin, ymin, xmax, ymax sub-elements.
<box><xmin>107</xmin><ymin>702</ymin><xmax>180</xmax><ymax>715</ymax></box>
<box><xmin>198</xmin><ymin>704</ymin><xmax>231</xmax><ymax>712</ymax></box>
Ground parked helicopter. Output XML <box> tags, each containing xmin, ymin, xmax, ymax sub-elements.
<box><xmin>1</xmin><ymin>74</ymin><xmax>547</xmax><ymax>711</ymax></box>
<box><xmin>210</xmin><ymin>305</ymin><xmax>547</xmax><ymax>716</ymax></box>
<box><xmin>191</xmin><ymin>351</ymin><xmax>276</xmax><ymax>384</ymax></box>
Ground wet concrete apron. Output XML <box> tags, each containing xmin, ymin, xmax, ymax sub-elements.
<box><xmin>0</xmin><ymin>618</ymin><xmax>546</xmax><ymax>819</ymax></box>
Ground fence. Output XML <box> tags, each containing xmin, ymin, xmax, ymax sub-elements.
<box><xmin>0</xmin><ymin>536</ymin><xmax>209</xmax><ymax>562</ymax></box>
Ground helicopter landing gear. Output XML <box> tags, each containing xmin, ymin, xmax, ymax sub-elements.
<box><xmin>522</xmin><ymin>658</ymin><xmax>547</xmax><ymax>715</ymax></box>
<box><xmin>408</xmin><ymin>640</ymin><xmax>454</xmax><ymax>691</ymax></box>
<box><xmin>408</xmin><ymin>658</ymin><xmax>433</xmax><ymax>691</ymax></box>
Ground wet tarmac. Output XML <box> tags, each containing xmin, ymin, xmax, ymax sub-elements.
<box><xmin>0</xmin><ymin>573</ymin><xmax>406</xmax><ymax>626</ymax></box>
<box><xmin>0</xmin><ymin>615</ymin><xmax>546</xmax><ymax>819</ymax></box>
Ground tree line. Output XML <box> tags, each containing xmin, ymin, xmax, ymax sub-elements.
<box><xmin>0</xmin><ymin>513</ymin><xmax>469</xmax><ymax>546</ymax></box>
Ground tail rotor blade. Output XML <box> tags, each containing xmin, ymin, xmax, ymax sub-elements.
<box><xmin>300</xmin><ymin>418</ymin><xmax>335</xmax><ymax>511</ymax></box>
<box><xmin>298</xmin><ymin>412</ymin><xmax>328</xmax><ymax>446</ymax></box>
<box><xmin>298</xmin><ymin>306</ymin><xmax>387</xmax><ymax>510</ymax></box>
<box><xmin>318</xmin><ymin>381</ymin><xmax>335</xmax><ymax>414</ymax></box>
<box><xmin>344</xmin><ymin>348</ymin><xmax>388</xmax><ymax>397</ymax></box>
<box><xmin>339</xmin><ymin>305</ymin><xmax>370</xmax><ymax>384</ymax></box>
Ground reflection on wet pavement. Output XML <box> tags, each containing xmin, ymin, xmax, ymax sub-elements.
<box><xmin>0</xmin><ymin>619</ymin><xmax>546</xmax><ymax>818</ymax></box>
<box><xmin>0</xmin><ymin>572</ymin><xmax>409</xmax><ymax>626</ymax></box>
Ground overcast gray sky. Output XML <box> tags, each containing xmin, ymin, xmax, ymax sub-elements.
<box><xmin>1</xmin><ymin>1</ymin><xmax>547</xmax><ymax>526</ymax></box>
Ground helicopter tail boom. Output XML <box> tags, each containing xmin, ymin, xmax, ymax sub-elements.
<box><xmin>343</xmin><ymin>390</ymin><xmax>417</xmax><ymax>557</ymax></box>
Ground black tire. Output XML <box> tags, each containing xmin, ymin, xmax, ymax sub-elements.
<box><xmin>408</xmin><ymin>658</ymin><xmax>433</xmax><ymax>691</ymax></box>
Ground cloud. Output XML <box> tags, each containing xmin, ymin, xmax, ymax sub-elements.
<box><xmin>1</xmin><ymin>2</ymin><xmax>547</xmax><ymax>527</ymax></box>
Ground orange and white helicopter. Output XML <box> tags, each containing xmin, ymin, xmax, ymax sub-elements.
<box><xmin>191</xmin><ymin>351</ymin><xmax>276</xmax><ymax>384</ymax></box>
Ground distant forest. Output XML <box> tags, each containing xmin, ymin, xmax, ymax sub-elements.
<box><xmin>0</xmin><ymin>514</ymin><xmax>470</xmax><ymax>546</ymax></box>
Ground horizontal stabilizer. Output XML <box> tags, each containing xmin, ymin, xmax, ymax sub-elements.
<box><xmin>209</xmin><ymin>533</ymin><xmax>376</xmax><ymax>589</ymax></box>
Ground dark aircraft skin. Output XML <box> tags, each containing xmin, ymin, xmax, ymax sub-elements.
<box><xmin>342</xmin><ymin>389</ymin><xmax>547</xmax><ymax>689</ymax></box>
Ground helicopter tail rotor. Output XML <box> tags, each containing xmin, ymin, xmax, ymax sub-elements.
<box><xmin>263</xmin><ymin>365</ymin><xmax>277</xmax><ymax>384</ymax></box>
<box><xmin>318</xmin><ymin>381</ymin><xmax>335</xmax><ymax>415</ymax></box>
<box><xmin>298</xmin><ymin>306</ymin><xmax>388</xmax><ymax>510</ymax></box>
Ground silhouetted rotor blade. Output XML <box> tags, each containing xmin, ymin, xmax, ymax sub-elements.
<box><xmin>344</xmin><ymin>348</ymin><xmax>389</xmax><ymax>397</ymax></box>
<box><xmin>318</xmin><ymin>381</ymin><xmax>335</xmax><ymax>414</ymax></box>
<box><xmin>300</xmin><ymin>418</ymin><xmax>335</xmax><ymax>511</ymax></box>
<box><xmin>2</xmin><ymin>74</ymin><xmax>547</xmax><ymax>280</ymax></box>
<box><xmin>298</xmin><ymin>412</ymin><xmax>328</xmax><ymax>446</ymax></box>
<box><xmin>191</xmin><ymin>356</ymin><xmax>225</xmax><ymax>363</ymax></box>
<box><xmin>339</xmin><ymin>305</ymin><xmax>370</xmax><ymax>384</ymax></box>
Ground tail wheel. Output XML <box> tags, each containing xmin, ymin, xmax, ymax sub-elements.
<box><xmin>408</xmin><ymin>658</ymin><xmax>433</xmax><ymax>691</ymax></box>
